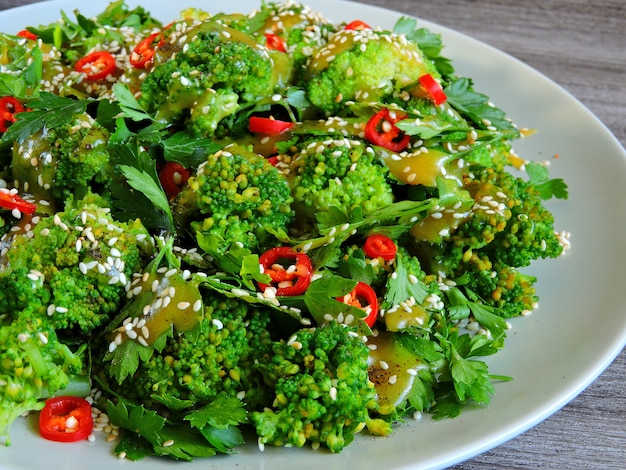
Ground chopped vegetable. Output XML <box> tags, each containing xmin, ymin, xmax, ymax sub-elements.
<box><xmin>38</xmin><ymin>396</ymin><xmax>93</xmax><ymax>443</ymax></box>
<box><xmin>364</xmin><ymin>108</ymin><xmax>410</xmax><ymax>152</ymax></box>
<box><xmin>338</xmin><ymin>282</ymin><xmax>379</xmax><ymax>327</ymax></box>
<box><xmin>249</xmin><ymin>116</ymin><xmax>294</xmax><ymax>134</ymax></box>
<box><xmin>130</xmin><ymin>32</ymin><xmax>164</xmax><ymax>68</ymax></box>
<box><xmin>74</xmin><ymin>51</ymin><xmax>116</xmax><ymax>81</ymax></box>
<box><xmin>265</xmin><ymin>33</ymin><xmax>287</xmax><ymax>52</ymax></box>
<box><xmin>0</xmin><ymin>96</ymin><xmax>25</xmax><ymax>133</ymax></box>
<box><xmin>0</xmin><ymin>187</ymin><xmax>36</xmax><ymax>214</ymax></box>
<box><xmin>363</xmin><ymin>234</ymin><xmax>397</xmax><ymax>261</ymax></box>
<box><xmin>258</xmin><ymin>246</ymin><xmax>313</xmax><ymax>296</ymax></box>
<box><xmin>159</xmin><ymin>161</ymin><xmax>190</xmax><ymax>198</ymax></box>
<box><xmin>344</xmin><ymin>20</ymin><xmax>371</xmax><ymax>30</ymax></box>
<box><xmin>418</xmin><ymin>73</ymin><xmax>447</xmax><ymax>105</ymax></box>
<box><xmin>16</xmin><ymin>29</ymin><xmax>36</xmax><ymax>40</ymax></box>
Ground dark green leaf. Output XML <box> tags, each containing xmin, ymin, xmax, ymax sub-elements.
<box><xmin>161</xmin><ymin>131</ymin><xmax>220</xmax><ymax>167</ymax></box>
<box><xmin>445</xmin><ymin>77</ymin><xmax>519</xmax><ymax>134</ymax></box>
<box><xmin>118</xmin><ymin>164</ymin><xmax>174</xmax><ymax>228</ymax></box>
<box><xmin>113</xmin><ymin>433</ymin><xmax>152</xmax><ymax>461</ymax></box>
<box><xmin>106</xmin><ymin>399</ymin><xmax>166</xmax><ymax>444</ymax></box>
<box><xmin>1</xmin><ymin>92</ymin><xmax>88</xmax><ymax>143</ymax></box>
<box><xmin>197</xmin><ymin>425</ymin><xmax>244</xmax><ymax>454</ymax></box>
<box><xmin>112</xmin><ymin>83</ymin><xmax>153</xmax><ymax>122</ymax></box>
<box><xmin>526</xmin><ymin>161</ymin><xmax>568</xmax><ymax>200</ymax></box>
<box><xmin>151</xmin><ymin>425</ymin><xmax>217</xmax><ymax>461</ymax></box>
<box><xmin>184</xmin><ymin>394</ymin><xmax>247</xmax><ymax>429</ymax></box>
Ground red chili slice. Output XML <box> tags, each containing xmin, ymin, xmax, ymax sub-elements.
<box><xmin>265</xmin><ymin>33</ymin><xmax>287</xmax><ymax>53</ymax></box>
<box><xmin>363</xmin><ymin>234</ymin><xmax>397</xmax><ymax>261</ymax></box>
<box><xmin>258</xmin><ymin>247</ymin><xmax>313</xmax><ymax>296</ymax></box>
<box><xmin>418</xmin><ymin>73</ymin><xmax>447</xmax><ymax>106</ymax></box>
<box><xmin>249</xmin><ymin>116</ymin><xmax>294</xmax><ymax>135</ymax></box>
<box><xmin>364</xmin><ymin>108</ymin><xmax>410</xmax><ymax>153</ymax></box>
<box><xmin>39</xmin><ymin>396</ymin><xmax>93</xmax><ymax>443</ymax></box>
<box><xmin>0</xmin><ymin>188</ymin><xmax>36</xmax><ymax>215</ymax></box>
<box><xmin>338</xmin><ymin>282</ymin><xmax>379</xmax><ymax>327</ymax></box>
<box><xmin>130</xmin><ymin>32</ymin><xmax>164</xmax><ymax>69</ymax></box>
<box><xmin>16</xmin><ymin>29</ymin><xmax>37</xmax><ymax>40</ymax></box>
<box><xmin>159</xmin><ymin>161</ymin><xmax>190</xmax><ymax>198</ymax></box>
<box><xmin>344</xmin><ymin>20</ymin><xmax>371</xmax><ymax>30</ymax></box>
<box><xmin>0</xmin><ymin>96</ymin><xmax>25</xmax><ymax>133</ymax></box>
<box><xmin>74</xmin><ymin>51</ymin><xmax>116</xmax><ymax>81</ymax></box>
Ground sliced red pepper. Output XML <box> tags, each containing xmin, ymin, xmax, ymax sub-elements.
<box><xmin>249</xmin><ymin>116</ymin><xmax>294</xmax><ymax>135</ymax></box>
<box><xmin>338</xmin><ymin>282</ymin><xmax>379</xmax><ymax>327</ymax></box>
<box><xmin>364</xmin><ymin>108</ymin><xmax>410</xmax><ymax>153</ymax></box>
<box><xmin>418</xmin><ymin>73</ymin><xmax>447</xmax><ymax>106</ymax></box>
<box><xmin>39</xmin><ymin>396</ymin><xmax>93</xmax><ymax>443</ymax></box>
<box><xmin>0</xmin><ymin>188</ymin><xmax>36</xmax><ymax>215</ymax></box>
<box><xmin>0</xmin><ymin>96</ymin><xmax>25</xmax><ymax>133</ymax></box>
<box><xmin>363</xmin><ymin>234</ymin><xmax>397</xmax><ymax>261</ymax></box>
<box><xmin>130</xmin><ymin>32</ymin><xmax>164</xmax><ymax>69</ymax></box>
<box><xmin>258</xmin><ymin>247</ymin><xmax>313</xmax><ymax>296</ymax></box>
<box><xmin>74</xmin><ymin>51</ymin><xmax>116</xmax><ymax>81</ymax></box>
<box><xmin>265</xmin><ymin>33</ymin><xmax>287</xmax><ymax>53</ymax></box>
<box><xmin>159</xmin><ymin>161</ymin><xmax>190</xmax><ymax>198</ymax></box>
<box><xmin>17</xmin><ymin>29</ymin><xmax>37</xmax><ymax>40</ymax></box>
<box><xmin>344</xmin><ymin>20</ymin><xmax>371</xmax><ymax>30</ymax></box>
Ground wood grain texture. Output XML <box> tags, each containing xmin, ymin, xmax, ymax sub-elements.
<box><xmin>0</xmin><ymin>0</ymin><xmax>624</xmax><ymax>468</ymax></box>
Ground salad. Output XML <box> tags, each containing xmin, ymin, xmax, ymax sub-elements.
<box><xmin>0</xmin><ymin>0</ymin><xmax>570</xmax><ymax>461</ymax></box>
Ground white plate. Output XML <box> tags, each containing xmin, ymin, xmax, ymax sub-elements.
<box><xmin>2</xmin><ymin>1</ymin><xmax>626</xmax><ymax>469</ymax></box>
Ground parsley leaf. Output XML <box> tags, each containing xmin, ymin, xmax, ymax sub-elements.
<box><xmin>112</xmin><ymin>83</ymin><xmax>154</xmax><ymax>122</ymax></box>
<box><xmin>393</xmin><ymin>16</ymin><xmax>455</xmax><ymax>76</ymax></box>
<box><xmin>160</xmin><ymin>131</ymin><xmax>221</xmax><ymax>167</ymax></box>
<box><xmin>382</xmin><ymin>254</ymin><xmax>429</xmax><ymax>309</ymax></box>
<box><xmin>109</xmin><ymin>142</ymin><xmax>175</xmax><ymax>232</ymax></box>
<box><xmin>106</xmin><ymin>399</ymin><xmax>166</xmax><ymax>444</ymax></box>
<box><xmin>445</xmin><ymin>77</ymin><xmax>519</xmax><ymax>134</ymax></box>
<box><xmin>1</xmin><ymin>92</ymin><xmax>88</xmax><ymax>143</ymax></box>
<box><xmin>526</xmin><ymin>161</ymin><xmax>569</xmax><ymax>200</ymax></box>
<box><xmin>184</xmin><ymin>394</ymin><xmax>247</xmax><ymax>429</ymax></box>
<box><xmin>119</xmin><ymin>164</ymin><xmax>174</xmax><ymax>228</ymax></box>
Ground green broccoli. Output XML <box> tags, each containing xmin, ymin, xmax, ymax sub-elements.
<box><xmin>139</xmin><ymin>18</ymin><xmax>281</xmax><ymax>138</ymax></box>
<box><xmin>251</xmin><ymin>1</ymin><xmax>336</xmax><ymax>84</ymax></box>
<box><xmin>411</xmin><ymin>162</ymin><xmax>564</xmax><ymax>318</ymax></box>
<box><xmin>285</xmin><ymin>137</ymin><xmax>395</xmax><ymax>232</ymax></box>
<box><xmin>11</xmin><ymin>111</ymin><xmax>112</xmax><ymax>210</ymax></box>
<box><xmin>0</xmin><ymin>193</ymin><xmax>152</xmax><ymax>335</ymax></box>
<box><xmin>173</xmin><ymin>143</ymin><xmax>294</xmax><ymax>254</ymax></box>
<box><xmin>0</xmin><ymin>314</ymin><xmax>89</xmax><ymax>446</ymax></box>
<box><xmin>251</xmin><ymin>321</ymin><xmax>377</xmax><ymax>453</ymax></box>
<box><xmin>305</xmin><ymin>27</ymin><xmax>438</xmax><ymax>115</ymax></box>
<box><xmin>103</xmin><ymin>288</ymin><xmax>274</xmax><ymax>411</ymax></box>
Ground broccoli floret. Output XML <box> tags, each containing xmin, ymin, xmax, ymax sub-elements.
<box><xmin>285</xmin><ymin>138</ymin><xmax>394</xmax><ymax>231</ymax></box>
<box><xmin>305</xmin><ymin>28</ymin><xmax>438</xmax><ymax>115</ymax></box>
<box><xmin>174</xmin><ymin>143</ymin><xmax>294</xmax><ymax>253</ymax></box>
<box><xmin>478</xmin><ymin>169</ymin><xmax>563</xmax><ymax>267</ymax></box>
<box><xmin>139</xmin><ymin>19</ymin><xmax>280</xmax><ymax>137</ymax></box>
<box><xmin>251</xmin><ymin>321</ymin><xmax>376</xmax><ymax>453</ymax></box>
<box><xmin>0</xmin><ymin>194</ymin><xmax>152</xmax><ymax>334</ymax></box>
<box><xmin>0</xmin><ymin>315</ymin><xmax>88</xmax><ymax>446</ymax></box>
<box><xmin>463</xmin><ymin>261</ymin><xmax>538</xmax><ymax>318</ymax></box>
<box><xmin>11</xmin><ymin>111</ymin><xmax>112</xmax><ymax>209</ymax></box>
<box><xmin>412</xmin><ymin>163</ymin><xmax>564</xmax><ymax>318</ymax></box>
<box><xmin>252</xmin><ymin>1</ymin><xmax>336</xmax><ymax>84</ymax></box>
<box><xmin>105</xmin><ymin>289</ymin><xmax>273</xmax><ymax>410</ymax></box>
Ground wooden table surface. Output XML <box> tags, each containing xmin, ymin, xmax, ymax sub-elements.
<box><xmin>0</xmin><ymin>0</ymin><xmax>624</xmax><ymax>468</ymax></box>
